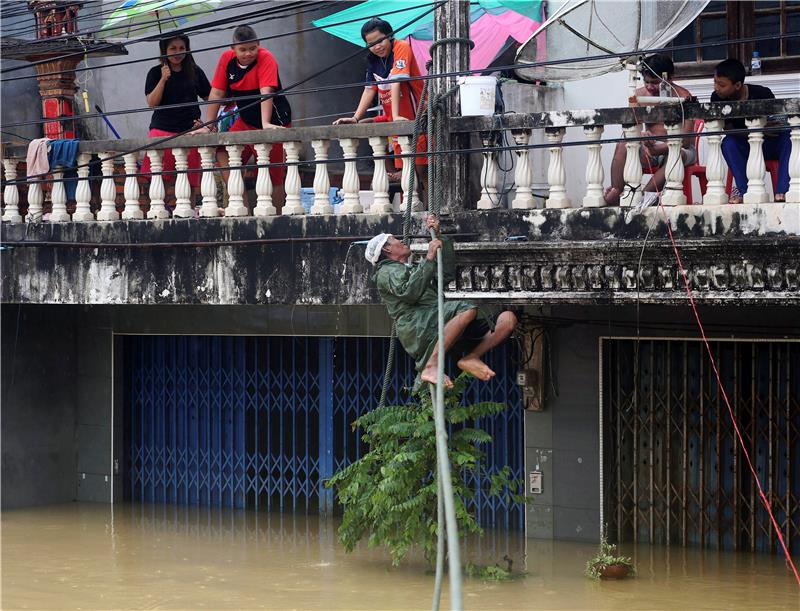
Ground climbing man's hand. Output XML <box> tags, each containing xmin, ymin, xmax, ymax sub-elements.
<box><xmin>426</xmin><ymin>239</ymin><xmax>442</xmax><ymax>261</ymax></box>
<box><xmin>426</xmin><ymin>214</ymin><xmax>439</xmax><ymax>234</ymax></box>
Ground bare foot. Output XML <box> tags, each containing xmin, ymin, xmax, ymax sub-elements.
<box><xmin>604</xmin><ymin>186</ymin><xmax>620</xmax><ymax>206</ymax></box>
<box><xmin>421</xmin><ymin>366</ymin><xmax>453</xmax><ymax>389</ymax></box>
<box><xmin>728</xmin><ymin>186</ymin><xmax>742</xmax><ymax>205</ymax></box>
<box><xmin>457</xmin><ymin>356</ymin><xmax>496</xmax><ymax>381</ymax></box>
<box><xmin>775</xmin><ymin>193</ymin><xmax>786</xmax><ymax>202</ymax></box>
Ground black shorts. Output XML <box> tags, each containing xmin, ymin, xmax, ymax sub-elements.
<box><xmin>451</xmin><ymin>317</ymin><xmax>492</xmax><ymax>359</ymax></box>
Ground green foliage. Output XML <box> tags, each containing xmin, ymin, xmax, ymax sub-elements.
<box><xmin>584</xmin><ymin>533</ymin><xmax>635</xmax><ymax>580</ymax></box>
<box><xmin>326</xmin><ymin>373</ymin><xmax>526</xmax><ymax>566</ymax></box>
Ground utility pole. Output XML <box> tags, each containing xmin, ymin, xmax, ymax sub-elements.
<box><xmin>432</xmin><ymin>0</ymin><xmax>470</xmax><ymax>213</ymax></box>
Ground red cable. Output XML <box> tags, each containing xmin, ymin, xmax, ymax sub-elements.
<box><xmin>630</xmin><ymin>98</ymin><xmax>798</xmax><ymax>583</ymax></box>
<box><xmin>657</xmin><ymin>200</ymin><xmax>800</xmax><ymax>585</ymax></box>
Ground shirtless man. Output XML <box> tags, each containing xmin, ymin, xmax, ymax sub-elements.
<box><xmin>604</xmin><ymin>54</ymin><xmax>694</xmax><ymax>205</ymax></box>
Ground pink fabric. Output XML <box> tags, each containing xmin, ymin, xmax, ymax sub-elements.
<box><xmin>408</xmin><ymin>12</ymin><xmax>540</xmax><ymax>76</ymax></box>
<box><xmin>26</xmin><ymin>138</ymin><xmax>49</xmax><ymax>178</ymax></box>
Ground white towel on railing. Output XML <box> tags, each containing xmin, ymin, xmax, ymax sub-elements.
<box><xmin>26</xmin><ymin>138</ymin><xmax>50</xmax><ymax>178</ymax></box>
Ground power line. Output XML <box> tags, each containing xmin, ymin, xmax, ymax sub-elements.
<box><xmin>0</xmin><ymin>0</ymin><xmax>432</xmax><ymax>79</ymax></box>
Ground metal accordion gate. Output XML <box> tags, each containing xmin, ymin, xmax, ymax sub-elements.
<box><xmin>123</xmin><ymin>335</ymin><xmax>524</xmax><ymax>530</ymax></box>
<box><xmin>603</xmin><ymin>339</ymin><xmax>800</xmax><ymax>554</ymax></box>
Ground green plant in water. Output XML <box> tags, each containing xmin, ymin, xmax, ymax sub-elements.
<box><xmin>326</xmin><ymin>373</ymin><xmax>525</xmax><ymax>569</ymax></box>
<box><xmin>584</xmin><ymin>532</ymin><xmax>635</xmax><ymax>580</ymax></box>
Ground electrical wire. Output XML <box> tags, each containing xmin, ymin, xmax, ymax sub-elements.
<box><xmin>0</xmin><ymin>0</ymin><xmax>436</xmax><ymax>79</ymax></box>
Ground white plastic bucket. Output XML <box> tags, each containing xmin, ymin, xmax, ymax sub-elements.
<box><xmin>458</xmin><ymin>76</ymin><xmax>496</xmax><ymax>116</ymax></box>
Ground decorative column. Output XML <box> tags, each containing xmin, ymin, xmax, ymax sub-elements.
<box><xmin>743</xmin><ymin>116</ymin><xmax>768</xmax><ymax>204</ymax></box>
<box><xmin>784</xmin><ymin>116</ymin><xmax>800</xmax><ymax>204</ymax></box>
<box><xmin>582</xmin><ymin>125</ymin><xmax>605</xmax><ymax>207</ymax></box>
<box><xmin>121</xmin><ymin>152</ymin><xmax>142</xmax><ymax>220</ymax></box>
<box><xmin>661</xmin><ymin>122</ymin><xmax>687</xmax><ymax>206</ymax></box>
<box><xmin>2</xmin><ymin>158</ymin><xmax>22</xmax><ymax>223</ymax></box>
<box><xmin>310</xmin><ymin>139</ymin><xmax>333</xmax><ymax>215</ymax></box>
<box><xmin>253</xmin><ymin>143</ymin><xmax>275</xmax><ymax>216</ymax></box>
<box><xmin>172</xmin><ymin>148</ymin><xmax>192</xmax><ymax>218</ymax></box>
<box><xmin>511</xmin><ymin>130</ymin><xmax>535</xmax><ymax>209</ymax></box>
<box><xmin>27</xmin><ymin>179</ymin><xmax>44</xmax><ymax>222</ymax></box>
<box><xmin>545</xmin><ymin>127</ymin><xmax>570</xmax><ymax>208</ymax></box>
<box><xmin>477</xmin><ymin>133</ymin><xmax>500</xmax><ymax>209</ymax></box>
<box><xmin>197</xmin><ymin>146</ymin><xmax>219</xmax><ymax>217</ymax></box>
<box><xmin>620</xmin><ymin>124</ymin><xmax>643</xmax><ymax>207</ymax></box>
<box><xmin>338</xmin><ymin>137</ymin><xmax>363</xmax><ymax>214</ymax></box>
<box><xmin>224</xmin><ymin>145</ymin><xmax>247</xmax><ymax>217</ymax></box>
<box><xmin>146</xmin><ymin>150</ymin><xmax>169</xmax><ymax>219</ymax></box>
<box><xmin>49</xmin><ymin>165</ymin><xmax>70</xmax><ymax>221</ymax></box>
<box><xmin>703</xmin><ymin>119</ymin><xmax>728</xmax><ymax>205</ymax></box>
<box><xmin>397</xmin><ymin>135</ymin><xmax>422</xmax><ymax>212</ymax></box>
<box><xmin>73</xmin><ymin>152</ymin><xmax>93</xmax><ymax>221</ymax></box>
<box><xmin>368</xmin><ymin>136</ymin><xmax>392</xmax><ymax>214</ymax></box>
<box><xmin>283</xmin><ymin>141</ymin><xmax>304</xmax><ymax>215</ymax></box>
<box><xmin>97</xmin><ymin>152</ymin><xmax>119</xmax><ymax>221</ymax></box>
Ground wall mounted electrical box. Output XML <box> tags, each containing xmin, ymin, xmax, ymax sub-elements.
<box><xmin>529</xmin><ymin>470</ymin><xmax>543</xmax><ymax>494</ymax></box>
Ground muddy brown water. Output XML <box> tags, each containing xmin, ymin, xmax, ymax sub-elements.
<box><xmin>2</xmin><ymin>503</ymin><xmax>797</xmax><ymax>610</ymax></box>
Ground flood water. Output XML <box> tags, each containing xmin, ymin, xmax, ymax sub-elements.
<box><xmin>2</xmin><ymin>503</ymin><xmax>797</xmax><ymax>610</ymax></box>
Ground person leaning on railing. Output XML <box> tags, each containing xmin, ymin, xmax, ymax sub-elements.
<box><xmin>711</xmin><ymin>58</ymin><xmax>791</xmax><ymax>204</ymax></box>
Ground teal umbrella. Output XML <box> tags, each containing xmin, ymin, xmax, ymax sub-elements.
<box><xmin>312</xmin><ymin>0</ymin><xmax>543</xmax><ymax>72</ymax></box>
<box><xmin>100</xmin><ymin>0</ymin><xmax>222</xmax><ymax>39</ymax></box>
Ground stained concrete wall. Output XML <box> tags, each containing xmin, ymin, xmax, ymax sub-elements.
<box><xmin>1</xmin><ymin>304</ymin><xmax>78</xmax><ymax>508</ymax></box>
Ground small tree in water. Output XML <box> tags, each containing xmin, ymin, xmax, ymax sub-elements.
<box><xmin>326</xmin><ymin>373</ymin><xmax>525</xmax><ymax>568</ymax></box>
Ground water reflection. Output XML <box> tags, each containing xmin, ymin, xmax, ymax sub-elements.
<box><xmin>2</xmin><ymin>503</ymin><xmax>796</xmax><ymax>610</ymax></box>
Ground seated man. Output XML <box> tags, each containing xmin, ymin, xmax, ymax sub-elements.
<box><xmin>604</xmin><ymin>54</ymin><xmax>694</xmax><ymax>205</ymax></box>
<box><xmin>711</xmin><ymin>58</ymin><xmax>791</xmax><ymax>203</ymax></box>
<box><xmin>366</xmin><ymin>216</ymin><xmax>517</xmax><ymax>388</ymax></box>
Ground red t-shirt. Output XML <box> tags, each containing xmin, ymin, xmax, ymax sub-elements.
<box><xmin>365</xmin><ymin>39</ymin><xmax>424</xmax><ymax>121</ymax></box>
<box><xmin>211</xmin><ymin>47</ymin><xmax>290</xmax><ymax>128</ymax></box>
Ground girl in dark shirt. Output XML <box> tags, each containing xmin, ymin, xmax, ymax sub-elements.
<box><xmin>141</xmin><ymin>34</ymin><xmax>211</xmax><ymax>204</ymax></box>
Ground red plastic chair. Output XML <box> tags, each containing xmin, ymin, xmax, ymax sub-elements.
<box><xmin>682</xmin><ymin>119</ymin><xmax>707</xmax><ymax>203</ymax></box>
<box><xmin>725</xmin><ymin>159</ymin><xmax>780</xmax><ymax>196</ymax></box>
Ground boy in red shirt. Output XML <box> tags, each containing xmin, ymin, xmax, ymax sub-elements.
<box><xmin>201</xmin><ymin>25</ymin><xmax>292</xmax><ymax>210</ymax></box>
<box><xmin>334</xmin><ymin>17</ymin><xmax>427</xmax><ymax>202</ymax></box>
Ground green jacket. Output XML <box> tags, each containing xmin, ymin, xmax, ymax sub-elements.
<box><xmin>373</xmin><ymin>237</ymin><xmax>474</xmax><ymax>371</ymax></box>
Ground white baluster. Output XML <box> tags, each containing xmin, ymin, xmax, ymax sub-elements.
<box><xmin>397</xmin><ymin>135</ymin><xmax>422</xmax><ymax>212</ymax></box>
<box><xmin>620</xmin><ymin>124</ymin><xmax>643</xmax><ymax>208</ymax></box>
<box><xmin>49</xmin><ymin>165</ymin><xmax>70</xmax><ymax>222</ymax></box>
<box><xmin>311</xmin><ymin>139</ymin><xmax>333</xmax><ymax>215</ymax></box>
<box><xmin>73</xmin><ymin>153</ymin><xmax>94</xmax><ymax>221</ymax></box>
<box><xmin>2</xmin><ymin>158</ymin><xmax>22</xmax><ymax>223</ymax></box>
<box><xmin>368</xmin><ymin>136</ymin><xmax>391</xmax><ymax>214</ymax></box>
<box><xmin>703</xmin><ymin>119</ymin><xmax>727</xmax><ymax>205</ymax></box>
<box><xmin>661</xmin><ymin>122</ymin><xmax>687</xmax><ymax>206</ymax></box>
<box><xmin>97</xmin><ymin>152</ymin><xmax>119</xmax><ymax>221</ymax></box>
<box><xmin>283</xmin><ymin>141</ymin><xmax>304</xmax><ymax>215</ymax></box>
<box><xmin>121</xmin><ymin>153</ymin><xmax>143</xmax><ymax>220</ymax></box>
<box><xmin>253</xmin><ymin>143</ymin><xmax>275</xmax><ymax>216</ymax></box>
<box><xmin>224</xmin><ymin>145</ymin><xmax>247</xmax><ymax>217</ymax></box>
<box><xmin>582</xmin><ymin>125</ymin><xmax>605</xmax><ymax>207</ymax></box>
<box><xmin>172</xmin><ymin>147</ymin><xmax>192</xmax><ymax>218</ymax></box>
<box><xmin>27</xmin><ymin>178</ymin><xmax>43</xmax><ymax>222</ymax></box>
<box><xmin>545</xmin><ymin>127</ymin><xmax>570</xmax><ymax>208</ymax></box>
<box><xmin>146</xmin><ymin>150</ymin><xmax>169</xmax><ymax>219</ymax></box>
<box><xmin>511</xmin><ymin>130</ymin><xmax>535</xmax><ymax>209</ymax></box>
<box><xmin>477</xmin><ymin>134</ymin><xmax>500</xmax><ymax>209</ymax></box>
<box><xmin>743</xmin><ymin>116</ymin><xmax>768</xmax><ymax>204</ymax></box>
<box><xmin>338</xmin><ymin>137</ymin><xmax>363</xmax><ymax>214</ymax></box>
<box><xmin>197</xmin><ymin>146</ymin><xmax>219</xmax><ymax>217</ymax></box>
<box><xmin>785</xmin><ymin>116</ymin><xmax>800</xmax><ymax>204</ymax></box>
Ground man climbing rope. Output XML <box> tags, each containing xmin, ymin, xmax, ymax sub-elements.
<box><xmin>366</xmin><ymin>215</ymin><xmax>518</xmax><ymax>389</ymax></box>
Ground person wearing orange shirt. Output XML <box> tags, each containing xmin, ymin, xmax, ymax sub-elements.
<box><xmin>334</xmin><ymin>17</ymin><xmax>428</xmax><ymax>204</ymax></box>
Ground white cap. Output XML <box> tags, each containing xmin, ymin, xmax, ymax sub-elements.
<box><xmin>365</xmin><ymin>233</ymin><xmax>391</xmax><ymax>265</ymax></box>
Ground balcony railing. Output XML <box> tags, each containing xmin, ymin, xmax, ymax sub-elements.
<box><xmin>1</xmin><ymin>98</ymin><xmax>799</xmax><ymax>224</ymax></box>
